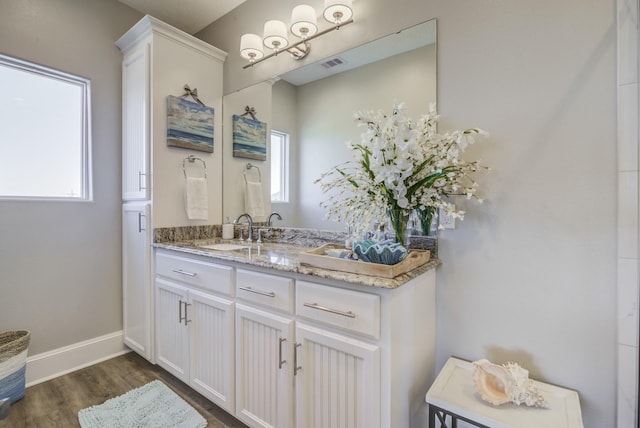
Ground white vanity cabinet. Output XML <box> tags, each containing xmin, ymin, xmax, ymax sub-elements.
<box><xmin>116</xmin><ymin>15</ymin><xmax>226</xmax><ymax>363</ymax></box>
<box><xmin>235</xmin><ymin>303</ymin><xmax>295</xmax><ymax>428</ymax></box>
<box><xmin>294</xmin><ymin>281</ymin><xmax>381</xmax><ymax>428</ymax></box>
<box><xmin>234</xmin><ymin>270</ymin><xmax>382</xmax><ymax>428</ymax></box>
<box><xmin>153</xmin><ymin>248</ymin><xmax>437</xmax><ymax>428</ymax></box>
<box><xmin>154</xmin><ymin>250</ymin><xmax>235</xmax><ymax>413</ymax></box>
<box><xmin>234</xmin><ymin>269</ymin><xmax>295</xmax><ymax>428</ymax></box>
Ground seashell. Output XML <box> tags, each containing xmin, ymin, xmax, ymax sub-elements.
<box><xmin>472</xmin><ymin>359</ymin><xmax>512</xmax><ymax>405</ymax></box>
<box><xmin>472</xmin><ymin>359</ymin><xmax>548</xmax><ymax>408</ymax></box>
<box><xmin>352</xmin><ymin>240</ymin><xmax>408</xmax><ymax>265</ymax></box>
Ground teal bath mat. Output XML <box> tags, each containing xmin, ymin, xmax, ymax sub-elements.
<box><xmin>78</xmin><ymin>380</ymin><xmax>207</xmax><ymax>428</ymax></box>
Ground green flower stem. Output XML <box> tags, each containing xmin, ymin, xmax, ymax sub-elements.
<box><xmin>416</xmin><ymin>207</ymin><xmax>436</xmax><ymax>236</ymax></box>
<box><xmin>388</xmin><ymin>206</ymin><xmax>410</xmax><ymax>245</ymax></box>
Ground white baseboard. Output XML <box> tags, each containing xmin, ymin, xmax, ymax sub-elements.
<box><xmin>25</xmin><ymin>331</ymin><xmax>130</xmax><ymax>387</ymax></box>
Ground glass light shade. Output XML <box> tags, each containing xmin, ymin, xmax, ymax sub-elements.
<box><xmin>263</xmin><ymin>20</ymin><xmax>289</xmax><ymax>50</ymax></box>
<box><xmin>240</xmin><ymin>33</ymin><xmax>264</xmax><ymax>60</ymax></box>
<box><xmin>291</xmin><ymin>5</ymin><xmax>318</xmax><ymax>39</ymax></box>
<box><xmin>323</xmin><ymin>0</ymin><xmax>353</xmax><ymax>24</ymax></box>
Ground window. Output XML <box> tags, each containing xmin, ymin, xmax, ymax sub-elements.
<box><xmin>0</xmin><ymin>53</ymin><xmax>91</xmax><ymax>200</ymax></box>
<box><xmin>270</xmin><ymin>130</ymin><xmax>289</xmax><ymax>203</ymax></box>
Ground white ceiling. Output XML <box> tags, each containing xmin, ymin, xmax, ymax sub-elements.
<box><xmin>118</xmin><ymin>0</ymin><xmax>245</xmax><ymax>34</ymax></box>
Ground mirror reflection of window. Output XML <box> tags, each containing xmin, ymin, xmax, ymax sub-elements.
<box><xmin>270</xmin><ymin>130</ymin><xmax>289</xmax><ymax>203</ymax></box>
<box><xmin>0</xmin><ymin>53</ymin><xmax>91</xmax><ymax>200</ymax></box>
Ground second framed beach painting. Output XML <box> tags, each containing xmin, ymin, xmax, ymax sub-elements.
<box><xmin>232</xmin><ymin>114</ymin><xmax>267</xmax><ymax>160</ymax></box>
<box><xmin>166</xmin><ymin>95</ymin><xmax>215</xmax><ymax>153</ymax></box>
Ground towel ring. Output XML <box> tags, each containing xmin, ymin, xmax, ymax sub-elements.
<box><xmin>183</xmin><ymin>155</ymin><xmax>207</xmax><ymax>179</ymax></box>
<box><xmin>244</xmin><ymin>163</ymin><xmax>262</xmax><ymax>184</ymax></box>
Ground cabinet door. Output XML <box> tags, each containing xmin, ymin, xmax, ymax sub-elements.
<box><xmin>122</xmin><ymin>42</ymin><xmax>150</xmax><ymax>200</ymax></box>
<box><xmin>295</xmin><ymin>322</ymin><xmax>381</xmax><ymax>428</ymax></box>
<box><xmin>189</xmin><ymin>289</ymin><xmax>235</xmax><ymax>413</ymax></box>
<box><xmin>155</xmin><ymin>278</ymin><xmax>189</xmax><ymax>382</ymax></box>
<box><xmin>122</xmin><ymin>202</ymin><xmax>151</xmax><ymax>360</ymax></box>
<box><xmin>235</xmin><ymin>303</ymin><xmax>294</xmax><ymax>428</ymax></box>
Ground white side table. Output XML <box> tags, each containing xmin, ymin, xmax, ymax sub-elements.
<box><xmin>425</xmin><ymin>357</ymin><xmax>584</xmax><ymax>428</ymax></box>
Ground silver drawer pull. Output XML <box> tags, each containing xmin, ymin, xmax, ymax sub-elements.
<box><xmin>303</xmin><ymin>302</ymin><xmax>356</xmax><ymax>318</ymax></box>
<box><xmin>172</xmin><ymin>269</ymin><xmax>197</xmax><ymax>277</ymax></box>
<box><xmin>294</xmin><ymin>342</ymin><xmax>302</xmax><ymax>375</ymax></box>
<box><xmin>138</xmin><ymin>171</ymin><xmax>147</xmax><ymax>190</ymax></box>
<box><xmin>137</xmin><ymin>212</ymin><xmax>146</xmax><ymax>232</ymax></box>
<box><xmin>278</xmin><ymin>337</ymin><xmax>287</xmax><ymax>369</ymax></box>
<box><xmin>239</xmin><ymin>286</ymin><xmax>275</xmax><ymax>298</ymax></box>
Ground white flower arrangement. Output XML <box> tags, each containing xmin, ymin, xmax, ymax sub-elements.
<box><xmin>315</xmin><ymin>101</ymin><xmax>489</xmax><ymax>242</ymax></box>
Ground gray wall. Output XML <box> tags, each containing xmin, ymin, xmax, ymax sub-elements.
<box><xmin>199</xmin><ymin>0</ymin><xmax>617</xmax><ymax>426</ymax></box>
<box><xmin>0</xmin><ymin>0</ymin><xmax>143</xmax><ymax>354</ymax></box>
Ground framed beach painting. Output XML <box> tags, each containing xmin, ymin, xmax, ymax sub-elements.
<box><xmin>232</xmin><ymin>114</ymin><xmax>267</xmax><ymax>160</ymax></box>
<box><xmin>166</xmin><ymin>95</ymin><xmax>215</xmax><ymax>153</ymax></box>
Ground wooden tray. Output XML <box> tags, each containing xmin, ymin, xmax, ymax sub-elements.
<box><xmin>299</xmin><ymin>243</ymin><xmax>430</xmax><ymax>278</ymax></box>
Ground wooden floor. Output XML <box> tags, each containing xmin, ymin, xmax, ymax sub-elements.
<box><xmin>0</xmin><ymin>352</ymin><xmax>248</xmax><ymax>428</ymax></box>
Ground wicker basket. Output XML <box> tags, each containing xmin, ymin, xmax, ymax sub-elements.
<box><xmin>0</xmin><ymin>330</ymin><xmax>30</xmax><ymax>404</ymax></box>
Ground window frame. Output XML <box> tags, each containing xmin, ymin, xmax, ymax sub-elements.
<box><xmin>270</xmin><ymin>129</ymin><xmax>290</xmax><ymax>203</ymax></box>
<box><xmin>0</xmin><ymin>53</ymin><xmax>92</xmax><ymax>202</ymax></box>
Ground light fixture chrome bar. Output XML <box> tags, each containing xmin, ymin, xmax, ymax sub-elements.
<box><xmin>243</xmin><ymin>18</ymin><xmax>354</xmax><ymax>69</ymax></box>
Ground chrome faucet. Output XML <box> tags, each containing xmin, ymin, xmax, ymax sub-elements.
<box><xmin>257</xmin><ymin>228</ymin><xmax>269</xmax><ymax>244</ymax></box>
<box><xmin>234</xmin><ymin>213</ymin><xmax>253</xmax><ymax>241</ymax></box>
<box><xmin>267</xmin><ymin>212</ymin><xmax>282</xmax><ymax>227</ymax></box>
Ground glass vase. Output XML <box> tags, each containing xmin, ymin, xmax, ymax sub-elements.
<box><xmin>416</xmin><ymin>207</ymin><xmax>438</xmax><ymax>237</ymax></box>
<box><xmin>387</xmin><ymin>207</ymin><xmax>411</xmax><ymax>246</ymax></box>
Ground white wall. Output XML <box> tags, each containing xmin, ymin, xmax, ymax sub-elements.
<box><xmin>0</xmin><ymin>0</ymin><xmax>143</xmax><ymax>354</ymax></box>
<box><xmin>199</xmin><ymin>0</ymin><xmax>617</xmax><ymax>426</ymax></box>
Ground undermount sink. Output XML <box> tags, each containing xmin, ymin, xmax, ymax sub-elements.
<box><xmin>199</xmin><ymin>243</ymin><xmax>249</xmax><ymax>251</ymax></box>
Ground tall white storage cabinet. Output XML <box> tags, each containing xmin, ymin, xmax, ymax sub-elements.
<box><xmin>122</xmin><ymin>202</ymin><xmax>151</xmax><ymax>358</ymax></box>
<box><xmin>116</xmin><ymin>15</ymin><xmax>226</xmax><ymax>361</ymax></box>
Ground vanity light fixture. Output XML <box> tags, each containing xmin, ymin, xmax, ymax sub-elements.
<box><xmin>240</xmin><ymin>0</ymin><xmax>354</xmax><ymax>69</ymax></box>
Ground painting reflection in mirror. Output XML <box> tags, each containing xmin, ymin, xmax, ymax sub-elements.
<box><xmin>232</xmin><ymin>114</ymin><xmax>267</xmax><ymax>160</ymax></box>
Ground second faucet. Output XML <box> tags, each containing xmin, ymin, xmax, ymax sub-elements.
<box><xmin>234</xmin><ymin>213</ymin><xmax>253</xmax><ymax>241</ymax></box>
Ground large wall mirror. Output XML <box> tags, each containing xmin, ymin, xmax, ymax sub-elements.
<box><xmin>223</xmin><ymin>19</ymin><xmax>436</xmax><ymax>230</ymax></box>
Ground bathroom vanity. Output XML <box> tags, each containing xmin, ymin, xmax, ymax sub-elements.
<box><xmin>151</xmin><ymin>236</ymin><xmax>439</xmax><ymax>428</ymax></box>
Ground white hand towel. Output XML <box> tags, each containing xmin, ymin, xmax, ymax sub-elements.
<box><xmin>185</xmin><ymin>177</ymin><xmax>209</xmax><ymax>220</ymax></box>
<box><xmin>244</xmin><ymin>180</ymin><xmax>265</xmax><ymax>218</ymax></box>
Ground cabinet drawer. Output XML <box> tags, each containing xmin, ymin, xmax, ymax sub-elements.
<box><xmin>296</xmin><ymin>281</ymin><xmax>380</xmax><ymax>339</ymax></box>
<box><xmin>155</xmin><ymin>251</ymin><xmax>234</xmax><ymax>296</ymax></box>
<box><xmin>236</xmin><ymin>269</ymin><xmax>294</xmax><ymax>314</ymax></box>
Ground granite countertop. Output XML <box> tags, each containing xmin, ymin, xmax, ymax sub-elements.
<box><xmin>153</xmin><ymin>237</ymin><xmax>441</xmax><ymax>289</ymax></box>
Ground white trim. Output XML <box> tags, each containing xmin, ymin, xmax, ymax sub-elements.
<box><xmin>115</xmin><ymin>15</ymin><xmax>227</xmax><ymax>61</ymax></box>
<box><xmin>25</xmin><ymin>331</ymin><xmax>130</xmax><ymax>387</ymax></box>
<box><xmin>617</xmin><ymin>0</ymin><xmax>640</xmax><ymax>426</ymax></box>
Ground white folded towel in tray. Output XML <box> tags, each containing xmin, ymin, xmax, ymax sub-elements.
<box><xmin>185</xmin><ymin>177</ymin><xmax>208</xmax><ymax>220</ymax></box>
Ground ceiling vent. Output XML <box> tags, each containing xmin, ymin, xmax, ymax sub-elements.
<box><xmin>320</xmin><ymin>57</ymin><xmax>346</xmax><ymax>69</ymax></box>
